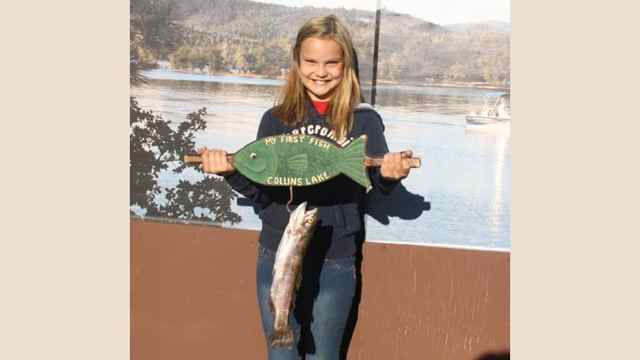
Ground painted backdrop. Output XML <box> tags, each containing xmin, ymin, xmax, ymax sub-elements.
<box><xmin>130</xmin><ymin>0</ymin><xmax>511</xmax><ymax>249</ymax></box>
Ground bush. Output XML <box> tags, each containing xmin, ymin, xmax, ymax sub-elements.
<box><xmin>130</xmin><ymin>97</ymin><xmax>241</xmax><ymax>224</ymax></box>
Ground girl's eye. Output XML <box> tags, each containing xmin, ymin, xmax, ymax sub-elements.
<box><xmin>250</xmin><ymin>153</ymin><xmax>257</xmax><ymax>159</ymax></box>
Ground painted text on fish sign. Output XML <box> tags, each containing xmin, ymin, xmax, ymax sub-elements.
<box><xmin>278</xmin><ymin>135</ymin><xmax>306</xmax><ymax>144</ymax></box>
<box><xmin>308</xmin><ymin>137</ymin><xmax>331</xmax><ymax>150</ymax></box>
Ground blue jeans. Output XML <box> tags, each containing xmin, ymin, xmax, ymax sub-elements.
<box><xmin>256</xmin><ymin>244</ymin><xmax>356</xmax><ymax>360</ymax></box>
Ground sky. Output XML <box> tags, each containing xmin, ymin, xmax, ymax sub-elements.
<box><xmin>254</xmin><ymin>0</ymin><xmax>511</xmax><ymax>25</ymax></box>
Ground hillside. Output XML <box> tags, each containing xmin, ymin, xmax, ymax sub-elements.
<box><xmin>131</xmin><ymin>0</ymin><xmax>510</xmax><ymax>86</ymax></box>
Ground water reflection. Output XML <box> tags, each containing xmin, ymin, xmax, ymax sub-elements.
<box><xmin>464</xmin><ymin>127</ymin><xmax>511</xmax><ymax>247</ymax></box>
<box><xmin>492</xmin><ymin>132</ymin><xmax>509</xmax><ymax>239</ymax></box>
<box><xmin>375</xmin><ymin>84</ymin><xmax>503</xmax><ymax>116</ymax></box>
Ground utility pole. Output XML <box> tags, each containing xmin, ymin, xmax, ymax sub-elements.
<box><xmin>370</xmin><ymin>0</ymin><xmax>382</xmax><ymax>107</ymax></box>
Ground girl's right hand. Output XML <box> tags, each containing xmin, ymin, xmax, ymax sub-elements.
<box><xmin>197</xmin><ymin>148</ymin><xmax>235</xmax><ymax>175</ymax></box>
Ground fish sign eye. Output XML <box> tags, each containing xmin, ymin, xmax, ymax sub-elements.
<box><xmin>250</xmin><ymin>153</ymin><xmax>257</xmax><ymax>159</ymax></box>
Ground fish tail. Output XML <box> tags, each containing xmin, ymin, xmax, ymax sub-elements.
<box><xmin>270</xmin><ymin>327</ymin><xmax>295</xmax><ymax>348</ymax></box>
<box><xmin>337</xmin><ymin>135</ymin><xmax>371</xmax><ymax>189</ymax></box>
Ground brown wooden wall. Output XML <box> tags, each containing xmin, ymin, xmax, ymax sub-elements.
<box><xmin>131</xmin><ymin>219</ymin><xmax>509</xmax><ymax>360</ymax></box>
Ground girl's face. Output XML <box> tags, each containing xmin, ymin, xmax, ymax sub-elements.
<box><xmin>298</xmin><ymin>37</ymin><xmax>344</xmax><ymax>101</ymax></box>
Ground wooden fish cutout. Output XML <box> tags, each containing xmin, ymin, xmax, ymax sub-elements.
<box><xmin>184</xmin><ymin>134</ymin><xmax>421</xmax><ymax>189</ymax></box>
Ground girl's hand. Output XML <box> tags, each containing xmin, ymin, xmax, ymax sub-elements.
<box><xmin>197</xmin><ymin>148</ymin><xmax>235</xmax><ymax>175</ymax></box>
<box><xmin>380</xmin><ymin>150</ymin><xmax>414</xmax><ymax>181</ymax></box>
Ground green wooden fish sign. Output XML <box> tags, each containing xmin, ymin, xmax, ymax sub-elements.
<box><xmin>185</xmin><ymin>134</ymin><xmax>421</xmax><ymax>189</ymax></box>
<box><xmin>235</xmin><ymin>134</ymin><xmax>370</xmax><ymax>188</ymax></box>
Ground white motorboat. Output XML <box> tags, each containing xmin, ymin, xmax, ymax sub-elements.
<box><xmin>466</xmin><ymin>93</ymin><xmax>511</xmax><ymax>131</ymax></box>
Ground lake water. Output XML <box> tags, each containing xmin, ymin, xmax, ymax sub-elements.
<box><xmin>132</xmin><ymin>69</ymin><xmax>511</xmax><ymax>250</ymax></box>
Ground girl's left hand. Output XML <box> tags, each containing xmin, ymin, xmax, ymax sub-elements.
<box><xmin>380</xmin><ymin>150</ymin><xmax>414</xmax><ymax>180</ymax></box>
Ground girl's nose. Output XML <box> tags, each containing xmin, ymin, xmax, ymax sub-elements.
<box><xmin>316</xmin><ymin>66</ymin><xmax>328</xmax><ymax>77</ymax></box>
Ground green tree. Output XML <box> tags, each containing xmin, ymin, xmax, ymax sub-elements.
<box><xmin>481</xmin><ymin>57</ymin><xmax>497</xmax><ymax>84</ymax></box>
<box><xmin>192</xmin><ymin>48</ymin><xmax>209</xmax><ymax>72</ymax></box>
<box><xmin>129</xmin><ymin>97</ymin><xmax>241</xmax><ymax>224</ymax></box>
<box><xmin>205</xmin><ymin>46</ymin><xmax>224</xmax><ymax>74</ymax></box>
<box><xmin>171</xmin><ymin>46</ymin><xmax>193</xmax><ymax>69</ymax></box>
<box><xmin>446</xmin><ymin>63</ymin><xmax>466</xmax><ymax>81</ymax></box>
<box><xmin>232</xmin><ymin>46</ymin><xmax>248</xmax><ymax>71</ymax></box>
<box><xmin>131</xmin><ymin>0</ymin><xmax>183</xmax><ymax>57</ymax></box>
<box><xmin>260</xmin><ymin>41</ymin><xmax>289</xmax><ymax>76</ymax></box>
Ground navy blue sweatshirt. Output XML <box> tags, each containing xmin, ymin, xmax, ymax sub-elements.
<box><xmin>224</xmin><ymin>102</ymin><xmax>398</xmax><ymax>258</ymax></box>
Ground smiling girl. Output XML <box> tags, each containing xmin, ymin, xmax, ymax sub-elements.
<box><xmin>200</xmin><ymin>15</ymin><xmax>414</xmax><ymax>359</ymax></box>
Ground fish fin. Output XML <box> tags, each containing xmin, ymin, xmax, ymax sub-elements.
<box><xmin>270</xmin><ymin>327</ymin><xmax>295</xmax><ymax>348</ymax></box>
<box><xmin>269</xmin><ymin>297</ymin><xmax>275</xmax><ymax>314</ymax></box>
<box><xmin>287</xmin><ymin>153</ymin><xmax>308</xmax><ymax>172</ymax></box>
<box><xmin>337</xmin><ymin>135</ymin><xmax>371</xmax><ymax>188</ymax></box>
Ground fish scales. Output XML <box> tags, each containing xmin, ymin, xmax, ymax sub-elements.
<box><xmin>269</xmin><ymin>202</ymin><xmax>319</xmax><ymax>348</ymax></box>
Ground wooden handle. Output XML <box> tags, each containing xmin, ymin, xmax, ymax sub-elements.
<box><xmin>184</xmin><ymin>154</ymin><xmax>203</xmax><ymax>163</ymax></box>
<box><xmin>364</xmin><ymin>151</ymin><xmax>421</xmax><ymax>168</ymax></box>
<box><xmin>183</xmin><ymin>154</ymin><xmax>235</xmax><ymax>164</ymax></box>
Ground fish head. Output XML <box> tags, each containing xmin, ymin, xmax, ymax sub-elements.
<box><xmin>287</xmin><ymin>202</ymin><xmax>319</xmax><ymax>237</ymax></box>
<box><xmin>233</xmin><ymin>138</ymin><xmax>278</xmax><ymax>182</ymax></box>
<box><xmin>288</xmin><ymin>202</ymin><xmax>309</xmax><ymax>230</ymax></box>
<box><xmin>302</xmin><ymin>207</ymin><xmax>319</xmax><ymax>233</ymax></box>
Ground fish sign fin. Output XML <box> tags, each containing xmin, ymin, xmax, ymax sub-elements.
<box><xmin>287</xmin><ymin>153</ymin><xmax>308</xmax><ymax>172</ymax></box>
<box><xmin>337</xmin><ymin>135</ymin><xmax>371</xmax><ymax>189</ymax></box>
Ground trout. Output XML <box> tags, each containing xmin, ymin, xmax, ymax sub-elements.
<box><xmin>269</xmin><ymin>201</ymin><xmax>319</xmax><ymax>348</ymax></box>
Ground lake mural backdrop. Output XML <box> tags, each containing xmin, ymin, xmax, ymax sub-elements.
<box><xmin>130</xmin><ymin>0</ymin><xmax>511</xmax><ymax>250</ymax></box>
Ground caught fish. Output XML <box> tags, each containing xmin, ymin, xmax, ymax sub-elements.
<box><xmin>269</xmin><ymin>201</ymin><xmax>319</xmax><ymax>348</ymax></box>
<box><xmin>184</xmin><ymin>134</ymin><xmax>421</xmax><ymax>189</ymax></box>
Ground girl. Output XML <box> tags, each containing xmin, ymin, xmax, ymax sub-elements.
<box><xmin>200</xmin><ymin>15</ymin><xmax>413</xmax><ymax>360</ymax></box>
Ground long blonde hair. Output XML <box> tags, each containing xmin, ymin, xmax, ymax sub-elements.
<box><xmin>273</xmin><ymin>15</ymin><xmax>361</xmax><ymax>142</ymax></box>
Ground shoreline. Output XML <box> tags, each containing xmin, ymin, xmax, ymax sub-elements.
<box><xmin>369</xmin><ymin>79</ymin><xmax>509</xmax><ymax>91</ymax></box>
<box><xmin>149</xmin><ymin>66</ymin><xmax>509</xmax><ymax>92</ymax></box>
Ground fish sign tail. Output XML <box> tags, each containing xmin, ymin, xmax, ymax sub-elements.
<box><xmin>338</xmin><ymin>135</ymin><xmax>371</xmax><ymax>189</ymax></box>
<box><xmin>270</xmin><ymin>327</ymin><xmax>295</xmax><ymax>348</ymax></box>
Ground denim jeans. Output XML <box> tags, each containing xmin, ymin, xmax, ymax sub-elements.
<box><xmin>256</xmin><ymin>244</ymin><xmax>356</xmax><ymax>360</ymax></box>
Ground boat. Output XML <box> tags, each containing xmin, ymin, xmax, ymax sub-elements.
<box><xmin>466</xmin><ymin>93</ymin><xmax>511</xmax><ymax>132</ymax></box>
